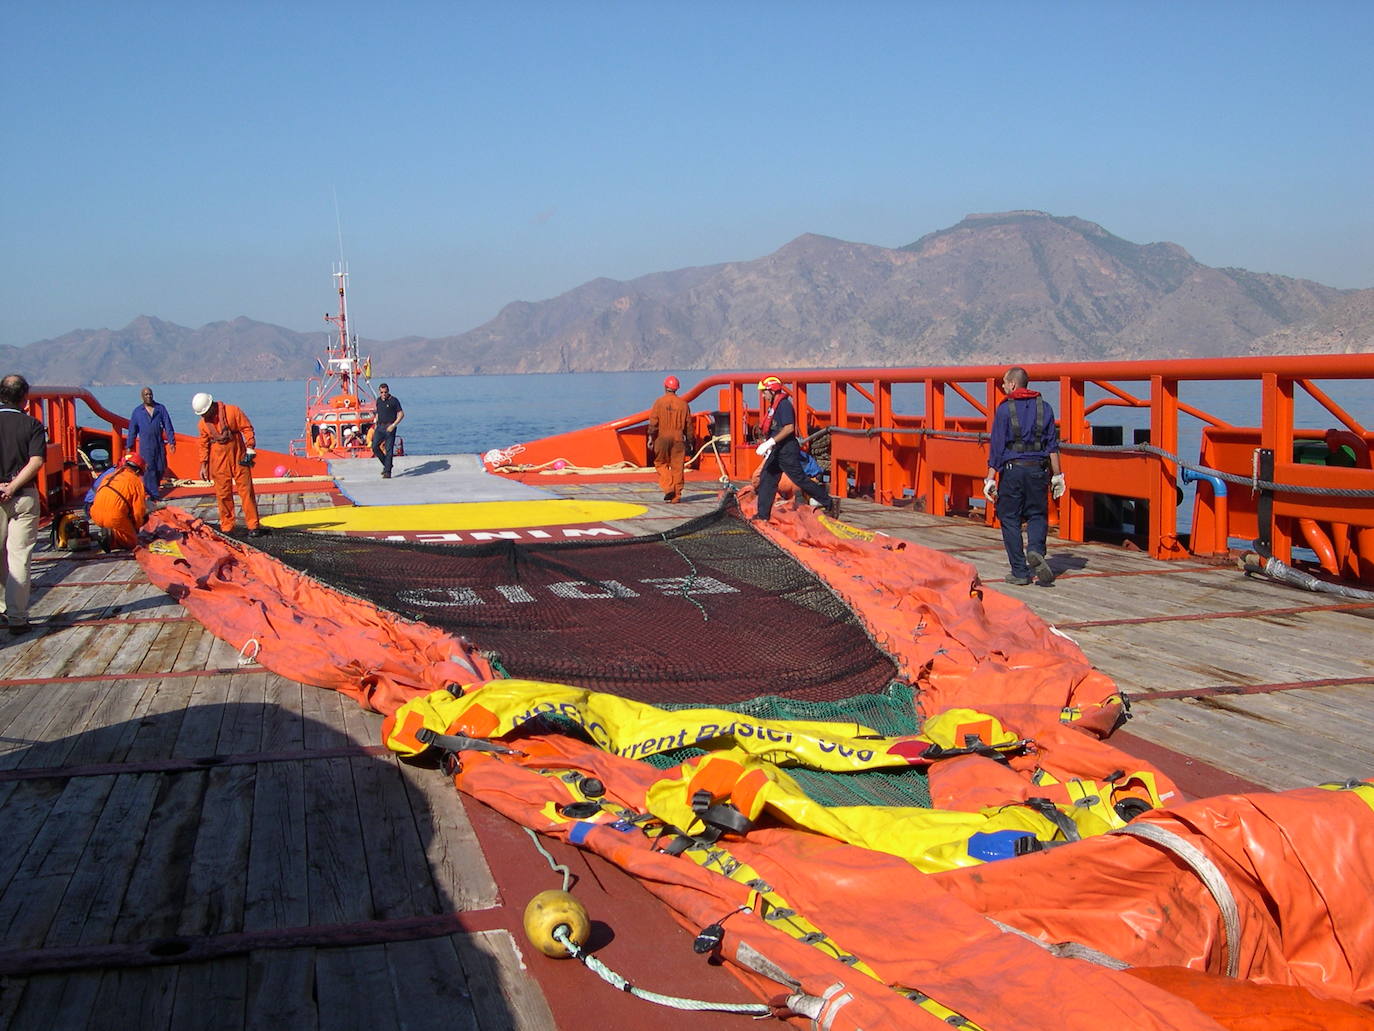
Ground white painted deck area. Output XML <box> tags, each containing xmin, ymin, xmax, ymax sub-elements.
<box><xmin>329</xmin><ymin>454</ymin><xmax>555</xmax><ymax>506</ymax></box>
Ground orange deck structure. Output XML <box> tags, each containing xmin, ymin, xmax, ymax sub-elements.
<box><xmin>490</xmin><ymin>354</ymin><xmax>1374</xmax><ymax>585</ymax></box>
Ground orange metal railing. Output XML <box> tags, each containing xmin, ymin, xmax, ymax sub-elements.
<box><xmin>24</xmin><ymin>386</ymin><xmax>324</xmax><ymax>519</ymax></box>
<box><xmin>504</xmin><ymin>354</ymin><xmax>1374</xmax><ymax>585</ymax></box>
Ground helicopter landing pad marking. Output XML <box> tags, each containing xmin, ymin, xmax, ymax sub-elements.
<box><xmin>261</xmin><ymin>499</ymin><xmax>646</xmax><ymax>534</ymax></box>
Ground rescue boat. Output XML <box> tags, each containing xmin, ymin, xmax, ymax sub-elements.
<box><xmin>290</xmin><ymin>266</ymin><xmax>403</xmax><ymax>461</ymax></box>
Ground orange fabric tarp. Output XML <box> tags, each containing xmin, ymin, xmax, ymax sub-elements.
<box><xmin>134</xmin><ymin>503</ymin><xmax>1374</xmax><ymax>1028</ymax></box>
<box><xmin>136</xmin><ymin>508</ymin><xmax>492</xmax><ymax>710</ymax></box>
<box><xmin>740</xmin><ymin>489</ymin><xmax>1124</xmax><ymax>734</ymax></box>
<box><xmin>447</xmin><ymin>731</ymin><xmax>1374</xmax><ymax>1029</ymax></box>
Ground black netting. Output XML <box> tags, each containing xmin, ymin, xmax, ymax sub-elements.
<box><xmin>248</xmin><ymin>494</ymin><xmax>899</xmax><ymax>705</ymax></box>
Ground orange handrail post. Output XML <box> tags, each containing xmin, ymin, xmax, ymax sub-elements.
<box><xmin>1058</xmin><ymin>376</ymin><xmax>1087</xmax><ymax>542</ymax></box>
<box><xmin>927</xmin><ymin>378</ymin><xmax>946</xmax><ymax>516</ymax></box>
<box><xmin>1261</xmin><ymin>372</ymin><xmax>1297</xmax><ymax>564</ymax></box>
<box><xmin>1149</xmin><ymin>375</ymin><xmax>1188</xmax><ymax>558</ymax></box>
<box><xmin>875</xmin><ymin>378</ymin><xmax>895</xmax><ymax>505</ymax></box>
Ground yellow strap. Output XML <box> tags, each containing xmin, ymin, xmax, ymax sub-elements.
<box><xmin>671</xmin><ymin>837</ymin><xmax>985</xmax><ymax>1030</ymax></box>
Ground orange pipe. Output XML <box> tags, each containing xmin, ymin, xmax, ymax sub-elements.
<box><xmin>1297</xmin><ymin>519</ymin><xmax>1340</xmax><ymax>575</ymax></box>
<box><xmin>1325</xmin><ymin>428</ymin><xmax>1371</xmax><ymax>468</ymax></box>
<box><xmin>1357</xmin><ymin>528</ymin><xmax>1374</xmax><ymax>582</ymax></box>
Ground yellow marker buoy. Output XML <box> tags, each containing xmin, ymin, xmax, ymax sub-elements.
<box><xmin>523</xmin><ymin>889</ymin><xmax>590</xmax><ymax>958</ymax></box>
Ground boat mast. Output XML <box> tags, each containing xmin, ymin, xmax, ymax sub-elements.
<box><xmin>325</xmin><ymin>264</ymin><xmax>354</xmax><ymax>393</ymax></box>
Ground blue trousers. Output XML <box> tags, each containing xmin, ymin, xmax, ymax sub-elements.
<box><xmin>995</xmin><ymin>461</ymin><xmax>1050</xmax><ymax>577</ymax></box>
<box><xmin>373</xmin><ymin>429</ymin><xmax>397</xmax><ymax>475</ymax></box>
<box><xmin>756</xmin><ymin>441</ymin><xmax>832</xmax><ymax>518</ymax></box>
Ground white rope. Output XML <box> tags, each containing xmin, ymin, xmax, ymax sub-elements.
<box><xmin>552</xmin><ymin>926</ymin><xmax>771</xmax><ymax>1015</ymax></box>
<box><xmin>989</xmin><ymin>919</ymin><xmax>1130</xmax><ymax>969</ymax></box>
<box><xmin>1112</xmin><ymin>822</ymin><xmax>1241</xmax><ymax>977</ymax></box>
<box><xmin>523</xmin><ymin>828</ymin><xmax>769</xmax><ymax>1015</ymax></box>
<box><xmin>236</xmin><ymin>638</ymin><xmax>261</xmax><ymax>665</ymax></box>
<box><xmin>523</xmin><ymin>827</ymin><xmax>571</xmax><ymax>892</ymax></box>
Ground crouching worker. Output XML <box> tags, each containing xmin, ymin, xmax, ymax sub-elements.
<box><xmin>89</xmin><ymin>453</ymin><xmax>149</xmax><ymax>550</ymax></box>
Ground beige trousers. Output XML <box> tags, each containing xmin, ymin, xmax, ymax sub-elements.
<box><xmin>1</xmin><ymin>487</ymin><xmax>39</xmax><ymax>625</ymax></box>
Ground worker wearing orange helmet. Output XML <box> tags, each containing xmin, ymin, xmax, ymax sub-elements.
<box><xmin>647</xmin><ymin>375</ymin><xmax>691</xmax><ymax>502</ymax></box>
<box><xmin>753</xmin><ymin>376</ymin><xmax>839</xmax><ymax>521</ymax></box>
<box><xmin>89</xmin><ymin>452</ymin><xmax>150</xmax><ymax>550</ymax></box>
<box><xmin>192</xmin><ymin>392</ymin><xmax>267</xmax><ymax>537</ymax></box>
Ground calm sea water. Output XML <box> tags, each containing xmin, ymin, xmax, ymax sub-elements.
<box><xmin>83</xmin><ymin>370</ymin><xmax>1374</xmax><ymax>462</ymax></box>
<box><xmin>82</xmin><ymin>371</ymin><xmax>698</xmax><ymax>458</ymax></box>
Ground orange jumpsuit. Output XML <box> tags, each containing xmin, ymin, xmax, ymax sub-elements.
<box><xmin>648</xmin><ymin>392</ymin><xmax>691</xmax><ymax>501</ymax></box>
<box><xmin>89</xmin><ymin>465</ymin><xmax>148</xmax><ymax>549</ymax></box>
<box><xmin>198</xmin><ymin>402</ymin><xmax>260</xmax><ymax>532</ymax></box>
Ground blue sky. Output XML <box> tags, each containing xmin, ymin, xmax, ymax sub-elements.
<box><xmin>3</xmin><ymin>1</ymin><xmax>1371</xmax><ymax>347</ymax></box>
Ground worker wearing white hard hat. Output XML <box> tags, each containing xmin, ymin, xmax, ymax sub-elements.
<box><xmin>192</xmin><ymin>393</ymin><xmax>267</xmax><ymax>537</ymax></box>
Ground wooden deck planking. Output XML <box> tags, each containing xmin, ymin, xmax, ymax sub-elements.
<box><xmin>0</xmin><ymin>775</ymin><xmax>117</xmax><ymax>949</ymax></box>
<box><xmin>47</xmin><ymin>772</ymin><xmax>164</xmax><ymax>948</ymax></box>
<box><xmin>397</xmin><ymin>759</ymin><xmax>501</xmax><ymax>911</ymax></box>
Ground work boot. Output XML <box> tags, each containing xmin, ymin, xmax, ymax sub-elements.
<box><xmin>249</xmin><ymin>527</ymin><xmax>272</xmax><ymax>538</ymax></box>
<box><xmin>825</xmin><ymin>497</ymin><xmax>841</xmax><ymax>519</ymax></box>
<box><xmin>1003</xmin><ymin>574</ymin><xmax>1032</xmax><ymax>586</ymax></box>
<box><xmin>1027</xmin><ymin>551</ymin><xmax>1056</xmax><ymax>586</ymax></box>
<box><xmin>663</xmin><ymin>491</ymin><xmax>674</xmax><ymax>501</ymax></box>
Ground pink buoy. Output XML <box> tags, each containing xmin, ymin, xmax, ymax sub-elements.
<box><xmin>551</xmin><ymin>459</ymin><xmax>568</xmax><ymax>470</ymax></box>
<box><xmin>273</xmin><ymin>465</ymin><xmax>288</xmax><ymax>478</ymax></box>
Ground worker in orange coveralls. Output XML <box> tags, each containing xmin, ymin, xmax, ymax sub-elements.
<box><xmin>89</xmin><ymin>453</ymin><xmax>149</xmax><ymax>550</ymax></box>
<box><xmin>647</xmin><ymin>375</ymin><xmax>691</xmax><ymax>503</ymax></box>
<box><xmin>191</xmin><ymin>392</ymin><xmax>269</xmax><ymax>537</ymax></box>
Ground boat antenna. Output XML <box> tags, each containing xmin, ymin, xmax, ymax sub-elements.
<box><xmin>329</xmin><ymin>187</ymin><xmax>358</xmax><ymax>366</ymax></box>
<box><xmin>332</xmin><ymin>185</ymin><xmax>346</xmax><ymax>267</ymax></box>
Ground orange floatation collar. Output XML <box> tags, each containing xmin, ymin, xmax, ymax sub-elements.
<box><xmin>135</xmin><ymin>505</ymin><xmax>1374</xmax><ymax>1027</ymax></box>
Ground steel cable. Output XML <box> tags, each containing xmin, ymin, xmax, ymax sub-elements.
<box><xmin>818</xmin><ymin>426</ymin><xmax>1374</xmax><ymax>498</ymax></box>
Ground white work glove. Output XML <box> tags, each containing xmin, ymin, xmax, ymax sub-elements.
<box><xmin>983</xmin><ymin>476</ymin><xmax>997</xmax><ymax>500</ymax></box>
<box><xmin>755</xmin><ymin>438</ymin><xmax>776</xmax><ymax>458</ymax></box>
<box><xmin>1051</xmin><ymin>473</ymin><xmax>1066</xmax><ymax>500</ymax></box>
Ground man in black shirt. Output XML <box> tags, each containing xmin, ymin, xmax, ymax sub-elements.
<box><xmin>372</xmin><ymin>383</ymin><xmax>405</xmax><ymax>479</ymax></box>
<box><xmin>0</xmin><ymin>374</ymin><xmax>47</xmax><ymax>634</ymax></box>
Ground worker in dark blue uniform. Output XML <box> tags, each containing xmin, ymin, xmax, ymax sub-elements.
<box><xmin>753</xmin><ymin>376</ymin><xmax>839</xmax><ymax>521</ymax></box>
<box><xmin>985</xmin><ymin>367</ymin><xmax>1066</xmax><ymax>586</ymax></box>
<box><xmin>372</xmin><ymin>383</ymin><xmax>405</xmax><ymax>479</ymax></box>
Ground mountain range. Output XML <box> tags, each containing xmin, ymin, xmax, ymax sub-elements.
<box><xmin>8</xmin><ymin>211</ymin><xmax>1372</xmax><ymax>386</ymax></box>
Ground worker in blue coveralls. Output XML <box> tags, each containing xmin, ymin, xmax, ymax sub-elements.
<box><xmin>126</xmin><ymin>386</ymin><xmax>176</xmax><ymax>500</ymax></box>
<box><xmin>753</xmin><ymin>375</ymin><xmax>840</xmax><ymax>521</ymax></box>
<box><xmin>985</xmin><ymin>367</ymin><xmax>1066</xmax><ymax>587</ymax></box>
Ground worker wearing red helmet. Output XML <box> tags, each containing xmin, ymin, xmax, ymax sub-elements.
<box><xmin>192</xmin><ymin>392</ymin><xmax>267</xmax><ymax>536</ymax></box>
<box><xmin>88</xmin><ymin>452</ymin><xmax>150</xmax><ymax>550</ymax></box>
<box><xmin>753</xmin><ymin>376</ymin><xmax>839</xmax><ymax>521</ymax></box>
<box><xmin>647</xmin><ymin>375</ymin><xmax>691</xmax><ymax>502</ymax></box>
